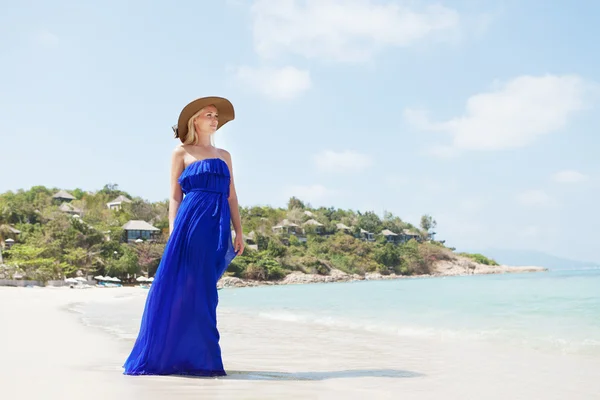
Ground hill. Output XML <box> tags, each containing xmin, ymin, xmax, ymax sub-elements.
<box><xmin>0</xmin><ymin>185</ymin><xmax>545</xmax><ymax>284</ymax></box>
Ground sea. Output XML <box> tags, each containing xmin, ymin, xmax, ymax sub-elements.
<box><xmin>75</xmin><ymin>268</ymin><xmax>600</xmax><ymax>358</ymax></box>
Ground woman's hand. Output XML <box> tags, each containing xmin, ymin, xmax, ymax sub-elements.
<box><xmin>234</xmin><ymin>232</ymin><xmax>245</xmax><ymax>255</ymax></box>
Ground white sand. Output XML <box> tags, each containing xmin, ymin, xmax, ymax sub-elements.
<box><xmin>1</xmin><ymin>286</ymin><xmax>599</xmax><ymax>400</ymax></box>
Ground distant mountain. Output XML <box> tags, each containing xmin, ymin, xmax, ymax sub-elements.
<box><xmin>469</xmin><ymin>248</ymin><xmax>600</xmax><ymax>270</ymax></box>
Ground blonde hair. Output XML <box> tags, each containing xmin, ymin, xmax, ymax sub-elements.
<box><xmin>183</xmin><ymin>106</ymin><xmax>216</xmax><ymax>146</ymax></box>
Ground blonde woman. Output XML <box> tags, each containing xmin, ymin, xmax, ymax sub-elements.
<box><xmin>123</xmin><ymin>96</ymin><xmax>244</xmax><ymax>377</ymax></box>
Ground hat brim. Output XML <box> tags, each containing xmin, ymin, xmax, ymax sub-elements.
<box><xmin>176</xmin><ymin>96</ymin><xmax>235</xmax><ymax>140</ymax></box>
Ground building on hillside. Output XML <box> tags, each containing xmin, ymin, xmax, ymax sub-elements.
<box><xmin>107</xmin><ymin>195</ymin><xmax>133</xmax><ymax>211</ymax></box>
<box><xmin>122</xmin><ymin>220</ymin><xmax>161</xmax><ymax>242</ymax></box>
<box><xmin>336</xmin><ymin>223</ymin><xmax>352</xmax><ymax>234</ymax></box>
<box><xmin>2</xmin><ymin>226</ymin><xmax>21</xmax><ymax>250</ymax></box>
<box><xmin>59</xmin><ymin>202</ymin><xmax>83</xmax><ymax>216</ymax></box>
<box><xmin>359</xmin><ymin>228</ymin><xmax>375</xmax><ymax>242</ymax></box>
<box><xmin>302</xmin><ymin>219</ymin><xmax>325</xmax><ymax>235</ymax></box>
<box><xmin>272</xmin><ymin>219</ymin><xmax>302</xmax><ymax>235</ymax></box>
<box><xmin>52</xmin><ymin>190</ymin><xmax>76</xmax><ymax>203</ymax></box>
<box><xmin>400</xmin><ymin>229</ymin><xmax>421</xmax><ymax>243</ymax></box>
<box><xmin>381</xmin><ymin>229</ymin><xmax>400</xmax><ymax>244</ymax></box>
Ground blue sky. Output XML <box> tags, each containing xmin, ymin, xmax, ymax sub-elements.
<box><xmin>1</xmin><ymin>0</ymin><xmax>599</xmax><ymax>263</ymax></box>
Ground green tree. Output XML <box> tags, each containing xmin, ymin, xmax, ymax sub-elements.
<box><xmin>4</xmin><ymin>244</ymin><xmax>66</xmax><ymax>282</ymax></box>
<box><xmin>420</xmin><ymin>214</ymin><xmax>437</xmax><ymax>237</ymax></box>
<box><xmin>287</xmin><ymin>196</ymin><xmax>305</xmax><ymax>210</ymax></box>
<box><xmin>357</xmin><ymin>211</ymin><xmax>381</xmax><ymax>233</ymax></box>
<box><xmin>374</xmin><ymin>243</ymin><xmax>402</xmax><ymax>271</ymax></box>
<box><xmin>266</xmin><ymin>238</ymin><xmax>287</xmax><ymax>258</ymax></box>
<box><xmin>105</xmin><ymin>245</ymin><xmax>140</xmax><ymax>278</ymax></box>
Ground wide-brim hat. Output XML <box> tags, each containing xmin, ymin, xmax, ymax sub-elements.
<box><xmin>172</xmin><ymin>96</ymin><xmax>235</xmax><ymax>141</ymax></box>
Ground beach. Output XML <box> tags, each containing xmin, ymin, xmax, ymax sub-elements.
<box><xmin>2</xmin><ymin>272</ymin><xmax>600</xmax><ymax>400</ymax></box>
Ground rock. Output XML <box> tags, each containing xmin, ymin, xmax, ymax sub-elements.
<box><xmin>217</xmin><ymin>276</ymin><xmax>260</xmax><ymax>288</ymax></box>
<box><xmin>432</xmin><ymin>256</ymin><xmax>547</xmax><ymax>276</ymax></box>
<box><xmin>217</xmin><ymin>258</ymin><xmax>547</xmax><ymax>289</ymax></box>
<box><xmin>365</xmin><ymin>272</ymin><xmax>382</xmax><ymax>280</ymax></box>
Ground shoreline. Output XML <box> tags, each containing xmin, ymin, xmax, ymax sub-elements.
<box><xmin>218</xmin><ymin>256</ymin><xmax>548</xmax><ymax>289</ymax></box>
<box><xmin>0</xmin><ymin>257</ymin><xmax>548</xmax><ymax>290</ymax></box>
<box><xmin>2</xmin><ymin>285</ymin><xmax>598</xmax><ymax>400</ymax></box>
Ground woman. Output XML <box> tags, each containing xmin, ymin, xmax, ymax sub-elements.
<box><xmin>123</xmin><ymin>96</ymin><xmax>244</xmax><ymax>377</ymax></box>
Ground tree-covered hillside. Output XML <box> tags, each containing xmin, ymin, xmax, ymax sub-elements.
<box><xmin>0</xmin><ymin>186</ymin><xmax>497</xmax><ymax>283</ymax></box>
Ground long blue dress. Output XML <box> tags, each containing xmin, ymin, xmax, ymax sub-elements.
<box><xmin>123</xmin><ymin>157</ymin><xmax>237</xmax><ymax>377</ymax></box>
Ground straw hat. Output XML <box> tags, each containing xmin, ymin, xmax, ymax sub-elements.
<box><xmin>172</xmin><ymin>96</ymin><xmax>235</xmax><ymax>142</ymax></box>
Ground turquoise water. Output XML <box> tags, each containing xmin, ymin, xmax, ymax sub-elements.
<box><xmin>218</xmin><ymin>269</ymin><xmax>600</xmax><ymax>356</ymax></box>
<box><xmin>79</xmin><ymin>269</ymin><xmax>600</xmax><ymax>357</ymax></box>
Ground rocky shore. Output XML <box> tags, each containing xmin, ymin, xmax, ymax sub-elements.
<box><xmin>217</xmin><ymin>256</ymin><xmax>548</xmax><ymax>289</ymax></box>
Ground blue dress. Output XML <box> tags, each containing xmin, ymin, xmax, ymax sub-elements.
<box><xmin>123</xmin><ymin>158</ymin><xmax>237</xmax><ymax>376</ymax></box>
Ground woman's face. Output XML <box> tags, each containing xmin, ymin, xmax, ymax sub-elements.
<box><xmin>193</xmin><ymin>105</ymin><xmax>219</xmax><ymax>133</ymax></box>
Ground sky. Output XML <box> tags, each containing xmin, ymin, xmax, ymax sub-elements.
<box><xmin>1</xmin><ymin>0</ymin><xmax>599</xmax><ymax>263</ymax></box>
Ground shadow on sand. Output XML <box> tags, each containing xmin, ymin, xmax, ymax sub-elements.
<box><xmin>177</xmin><ymin>369</ymin><xmax>424</xmax><ymax>381</ymax></box>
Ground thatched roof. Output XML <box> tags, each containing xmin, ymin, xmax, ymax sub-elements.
<box><xmin>274</xmin><ymin>219</ymin><xmax>299</xmax><ymax>228</ymax></box>
<box><xmin>402</xmin><ymin>229</ymin><xmax>420</xmax><ymax>236</ymax></box>
<box><xmin>336</xmin><ymin>223</ymin><xmax>351</xmax><ymax>230</ymax></box>
<box><xmin>59</xmin><ymin>202</ymin><xmax>82</xmax><ymax>213</ymax></box>
<box><xmin>381</xmin><ymin>229</ymin><xmax>398</xmax><ymax>236</ymax></box>
<box><xmin>122</xmin><ymin>220</ymin><xmax>160</xmax><ymax>231</ymax></box>
<box><xmin>9</xmin><ymin>226</ymin><xmax>21</xmax><ymax>234</ymax></box>
<box><xmin>303</xmin><ymin>219</ymin><xmax>324</xmax><ymax>226</ymax></box>
<box><xmin>52</xmin><ymin>190</ymin><xmax>76</xmax><ymax>200</ymax></box>
<box><xmin>109</xmin><ymin>195</ymin><xmax>132</xmax><ymax>204</ymax></box>
<box><xmin>360</xmin><ymin>228</ymin><xmax>372</xmax><ymax>234</ymax></box>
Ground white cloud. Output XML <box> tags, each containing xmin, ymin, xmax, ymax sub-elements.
<box><xmin>405</xmin><ymin>74</ymin><xmax>590</xmax><ymax>155</ymax></box>
<box><xmin>553</xmin><ymin>170</ymin><xmax>588</xmax><ymax>184</ymax></box>
<box><xmin>516</xmin><ymin>189</ymin><xmax>554</xmax><ymax>207</ymax></box>
<box><xmin>33</xmin><ymin>30</ymin><xmax>59</xmax><ymax>47</ymax></box>
<box><xmin>234</xmin><ymin>65</ymin><xmax>311</xmax><ymax>100</ymax></box>
<box><xmin>314</xmin><ymin>150</ymin><xmax>372</xmax><ymax>173</ymax></box>
<box><xmin>282</xmin><ymin>184</ymin><xmax>334</xmax><ymax>204</ymax></box>
<box><xmin>250</xmin><ymin>0</ymin><xmax>460</xmax><ymax>62</ymax></box>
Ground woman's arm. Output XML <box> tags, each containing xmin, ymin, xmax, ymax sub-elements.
<box><xmin>168</xmin><ymin>146</ymin><xmax>185</xmax><ymax>235</ymax></box>
<box><xmin>221</xmin><ymin>150</ymin><xmax>243</xmax><ymax>236</ymax></box>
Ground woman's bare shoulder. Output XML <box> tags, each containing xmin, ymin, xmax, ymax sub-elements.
<box><xmin>173</xmin><ymin>144</ymin><xmax>187</xmax><ymax>154</ymax></box>
<box><xmin>170</xmin><ymin>145</ymin><xmax>188</xmax><ymax>171</ymax></box>
<box><xmin>216</xmin><ymin>147</ymin><xmax>232</xmax><ymax>161</ymax></box>
<box><xmin>172</xmin><ymin>144</ymin><xmax>187</xmax><ymax>159</ymax></box>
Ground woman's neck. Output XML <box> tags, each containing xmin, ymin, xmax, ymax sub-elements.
<box><xmin>194</xmin><ymin>136</ymin><xmax>212</xmax><ymax>147</ymax></box>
